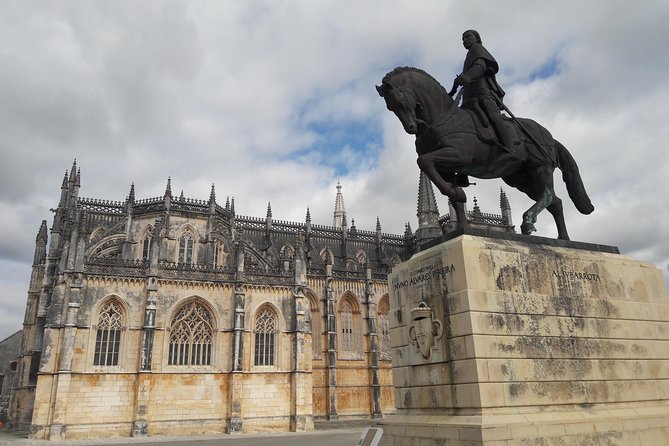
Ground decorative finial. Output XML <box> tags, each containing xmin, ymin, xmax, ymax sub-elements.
<box><xmin>164</xmin><ymin>177</ymin><xmax>172</xmax><ymax>197</ymax></box>
<box><xmin>128</xmin><ymin>183</ymin><xmax>135</xmax><ymax>203</ymax></box>
<box><xmin>209</xmin><ymin>183</ymin><xmax>216</xmax><ymax>202</ymax></box>
<box><xmin>472</xmin><ymin>196</ymin><xmax>481</xmax><ymax>214</ymax></box>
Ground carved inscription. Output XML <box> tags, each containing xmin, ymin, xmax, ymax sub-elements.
<box><xmin>393</xmin><ymin>264</ymin><xmax>455</xmax><ymax>290</ymax></box>
<box><xmin>552</xmin><ymin>269</ymin><xmax>601</xmax><ymax>282</ymax></box>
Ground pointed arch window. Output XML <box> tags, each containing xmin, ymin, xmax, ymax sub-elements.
<box><xmin>178</xmin><ymin>230</ymin><xmax>194</xmax><ymax>264</ymax></box>
<box><xmin>212</xmin><ymin>240</ymin><xmax>221</xmax><ymax>266</ymax></box>
<box><xmin>356</xmin><ymin>250</ymin><xmax>368</xmax><ymax>268</ymax></box>
<box><xmin>338</xmin><ymin>296</ymin><xmax>362</xmax><ymax>359</ymax></box>
<box><xmin>254</xmin><ymin>306</ymin><xmax>277</xmax><ymax>366</ymax></box>
<box><xmin>142</xmin><ymin>227</ymin><xmax>154</xmax><ymax>260</ymax></box>
<box><xmin>340</xmin><ymin>300</ymin><xmax>355</xmax><ymax>352</ymax></box>
<box><xmin>168</xmin><ymin>301</ymin><xmax>213</xmax><ymax>366</ymax></box>
<box><xmin>94</xmin><ymin>301</ymin><xmax>123</xmax><ymax>366</ymax></box>
<box><xmin>377</xmin><ymin>297</ymin><xmax>391</xmax><ymax>360</ymax></box>
<box><xmin>307</xmin><ymin>294</ymin><xmax>321</xmax><ymax>358</ymax></box>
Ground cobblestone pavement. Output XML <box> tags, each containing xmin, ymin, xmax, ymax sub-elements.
<box><xmin>0</xmin><ymin>427</ymin><xmax>369</xmax><ymax>446</ymax></box>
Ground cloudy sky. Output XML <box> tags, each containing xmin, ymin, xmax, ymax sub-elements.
<box><xmin>1</xmin><ymin>0</ymin><xmax>668</xmax><ymax>339</ymax></box>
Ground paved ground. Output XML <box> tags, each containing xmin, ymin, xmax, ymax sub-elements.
<box><xmin>0</xmin><ymin>424</ymin><xmax>372</xmax><ymax>446</ymax></box>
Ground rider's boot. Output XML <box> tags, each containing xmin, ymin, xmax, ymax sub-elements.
<box><xmin>497</xmin><ymin>123</ymin><xmax>524</xmax><ymax>160</ymax></box>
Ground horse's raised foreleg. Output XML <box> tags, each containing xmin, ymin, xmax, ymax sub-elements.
<box><xmin>417</xmin><ymin>148</ymin><xmax>471</xmax><ymax>204</ymax></box>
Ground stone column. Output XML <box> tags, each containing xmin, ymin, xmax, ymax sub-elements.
<box><xmin>324</xmin><ymin>265</ymin><xmax>338</xmax><ymax>420</ymax></box>
<box><xmin>365</xmin><ymin>267</ymin><xmax>383</xmax><ymax>418</ymax></box>
<box><xmin>290</xmin><ymin>286</ymin><xmax>313</xmax><ymax>431</ymax></box>
<box><xmin>228</xmin><ymin>284</ymin><xmax>245</xmax><ymax>433</ymax></box>
<box><xmin>132</xmin><ymin>278</ymin><xmax>158</xmax><ymax>437</ymax></box>
<box><xmin>49</xmin><ymin>278</ymin><xmax>82</xmax><ymax>439</ymax></box>
<box><xmin>290</xmin><ymin>237</ymin><xmax>314</xmax><ymax>431</ymax></box>
<box><xmin>228</xmin><ymin>241</ymin><xmax>246</xmax><ymax>433</ymax></box>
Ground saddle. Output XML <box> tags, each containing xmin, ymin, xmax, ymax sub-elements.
<box><xmin>463</xmin><ymin>108</ymin><xmax>537</xmax><ymax>163</ymax></box>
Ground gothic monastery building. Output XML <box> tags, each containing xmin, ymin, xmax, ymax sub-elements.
<box><xmin>8</xmin><ymin>162</ymin><xmax>513</xmax><ymax>439</ymax></box>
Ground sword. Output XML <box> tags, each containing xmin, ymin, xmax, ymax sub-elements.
<box><xmin>494</xmin><ymin>98</ymin><xmax>558</xmax><ymax>167</ymax></box>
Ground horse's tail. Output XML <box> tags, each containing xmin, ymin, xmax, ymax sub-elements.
<box><xmin>556</xmin><ymin>141</ymin><xmax>594</xmax><ymax>215</ymax></box>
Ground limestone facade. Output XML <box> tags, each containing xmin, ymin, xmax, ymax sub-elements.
<box><xmin>9</xmin><ymin>162</ymin><xmax>414</xmax><ymax>440</ymax></box>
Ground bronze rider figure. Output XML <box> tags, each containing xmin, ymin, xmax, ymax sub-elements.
<box><xmin>454</xmin><ymin>30</ymin><xmax>521</xmax><ymax>157</ymax></box>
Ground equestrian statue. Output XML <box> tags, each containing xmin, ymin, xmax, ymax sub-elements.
<box><xmin>376</xmin><ymin>30</ymin><xmax>593</xmax><ymax>240</ymax></box>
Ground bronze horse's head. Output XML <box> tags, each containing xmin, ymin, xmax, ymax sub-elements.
<box><xmin>376</xmin><ymin>81</ymin><xmax>418</xmax><ymax>134</ymax></box>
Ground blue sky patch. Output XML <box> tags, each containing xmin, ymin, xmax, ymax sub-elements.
<box><xmin>291</xmin><ymin>119</ymin><xmax>382</xmax><ymax>176</ymax></box>
<box><xmin>527</xmin><ymin>56</ymin><xmax>562</xmax><ymax>81</ymax></box>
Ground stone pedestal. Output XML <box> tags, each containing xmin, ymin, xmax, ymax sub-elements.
<box><xmin>380</xmin><ymin>230</ymin><xmax>669</xmax><ymax>445</ymax></box>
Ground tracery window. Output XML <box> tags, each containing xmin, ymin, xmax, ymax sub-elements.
<box><xmin>307</xmin><ymin>294</ymin><xmax>321</xmax><ymax>358</ymax></box>
<box><xmin>178</xmin><ymin>230</ymin><xmax>194</xmax><ymax>264</ymax></box>
<box><xmin>94</xmin><ymin>301</ymin><xmax>123</xmax><ymax>366</ymax></box>
<box><xmin>168</xmin><ymin>301</ymin><xmax>213</xmax><ymax>366</ymax></box>
<box><xmin>254</xmin><ymin>306</ymin><xmax>277</xmax><ymax>366</ymax></box>
<box><xmin>320</xmin><ymin>248</ymin><xmax>334</xmax><ymax>266</ymax></box>
<box><xmin>356</xmin><ymin>250</ymin><xmax>368</xmax><ymax>267</ymax></box>
<box><xmin>340</xmin><ymin>300</ymin><xmax>355</xmax><ymax>353</ymax></box>
<box><xmin>338</xmin><ymin>296</ymin><xmax>362</xmax><ymax>358</ymax></box>
<box><xmin>377</xmin><ymin>297</ymin><xmax>391</xmax><ymax>360</ymax></box>
<box><xmin>212</xmin><ymin>240</ymin><xmax>221</xmax><ymax>266</ymax></box>
<box><xmin>141</xmin><ymin>227</ymin><xmax>153</xmax><ymax>260</ymax></box>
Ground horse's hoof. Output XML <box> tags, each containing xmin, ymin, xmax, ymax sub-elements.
<box><xmin>521</xmin><ymin>222</ymin><xmax>536</xmax><ymax>235</ymax></box>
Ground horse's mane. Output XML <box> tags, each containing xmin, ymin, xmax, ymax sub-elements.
<box><xmin>382</xmin><ymin>67</ymin><xmax>448</xmax><ymax>94</ymax></box>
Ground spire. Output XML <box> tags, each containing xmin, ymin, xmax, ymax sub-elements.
<box><xmin>333</xmin><ymin>181</ymin><xmax>346</xmax><ymax>228</ymax></box>
<box><xmin>127</xmin><ymin>183</ymin><xmax>135</xmax><ymax>203</ymax></box>
<box><xmin>376</xmin><ymin>217</ymin><xmax>382</xmax><ymax>232</ymax></box>
<box><xmin>179</xmin><ymin>190</ymin><xmax>185</xmax><ymax>201</ymax></box>
<box><xmin>230</xmin><ymin>197</ymin><xmax>236</xmax><ymax>215</ymax></box>
<box><xmin>472</xmin><ymin>197</ymin><xmax>481</xmax><ymax>215</ymax></box>
<box><xmin>417</xmin><ymin>171</ymin><xmax>440</xmax><ymax>217</ymax></box>
<box><xmin>36</xmin><ymin>220</ymin><xmax>48</xmax><ymax>244</ymax></box>
<box><xmin>500</xmin><ymin>188</ymin><xmax>511</xmax><ymax>211</ymax></box>
<box><xmin>33</xmin><ymin>220</ymin><xmax>49</xmax><ymax>266</ymax></box>
<box><xmin>209</xmin><ymin>183</ymin><xmax>216</xmax><ymax>203</ymax></box>
<box><xmin>500</xmin><ymin>188</ymin><xmax>513</xmax><ymax>227</ymax></box>
<box><xmin>306</xmin><ymin>207</ymin><xmax>311</xmax><ymax>223</ymax></box>
<box><xmin>225</xmin><ymin>196</ymin><xmax>230</xmax><ymax>210</ymax></box>
<box><xmin>75</xmin><ymin>168</ymin><xmax>81</xmax><ymax>187</ymax></box>
<box><xmin>415</xmin><ymin>171</ymin><xmax>442</xmax><ymax>245</ymax></box>
<box><xmin>404</xmin><ymin>222</ymin><xmax>413</xmax><ymax>237</ymax></box>
<box><xmin>164</xmin><ymin>177</ymin><xmax>172</xmax><ymax>198</ymax></box>
<box><xmin>59</xmin><ymin>170</ymin><xmax>69</xmax><ymax>207</ymax></box>
<box><xmin>266</xmin><ymin>202</ymin><xmax>273</xmax><ymax>218</ymax></box>
<box><xmin>69</xmin><ymin>159</ymin><xmax>77</xmax><ymax>184</ymax></box>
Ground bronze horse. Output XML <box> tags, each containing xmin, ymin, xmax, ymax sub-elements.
<box><xmin>377</xmin><ymin>67</ymin><xmax>593</xmax><ymax>240</ymax></box>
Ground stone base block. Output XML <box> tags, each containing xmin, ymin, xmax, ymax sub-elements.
<box><xmin>385</xmin><ymin>232</ymin><xmax>669</xmax><ymax>445</ymax></box>
<box><xmin>379</xmin><ymin>405</ymin><xmax>669</xmax><ymax>445</ymax></box>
